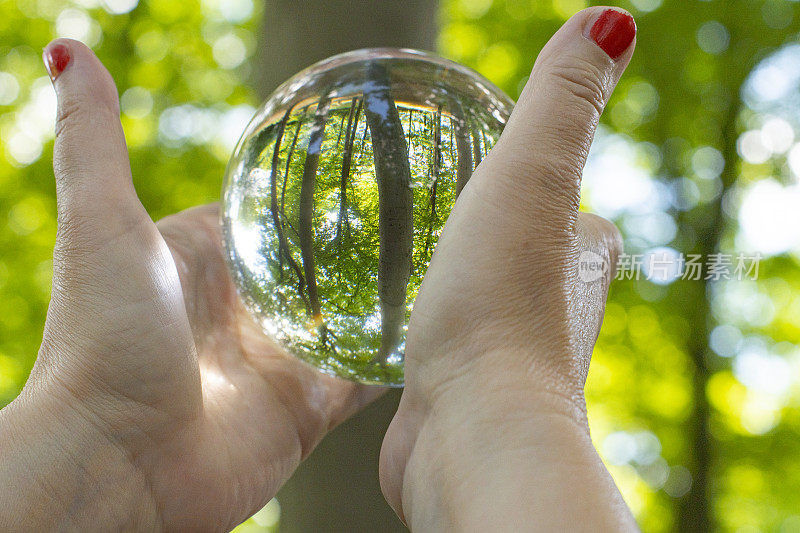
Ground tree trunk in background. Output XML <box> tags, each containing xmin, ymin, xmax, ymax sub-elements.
<box><xmin>363</xmin><ymin>63</ymin><xmax>414</xmax><ymax>365</ymax></box>
<box><xmin>676</xmin><ymin>68</ymin><xmax>741</xmax><ymax>533</ymax></box>
<box><xmin>257</xmin><ymin>2</ymin><xmax>436</xmax><ymax>531</ymax></box>
<box><xmin>257</xmin><ymin>0</ymin><xmax>438</xmax><ymax>95</ymax></box>
<box><xmin>672</xmin><ymin>4</ymin><xmax>754</xmax><ymax>529</ymax></box>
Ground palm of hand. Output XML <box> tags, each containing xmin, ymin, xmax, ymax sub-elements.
<box><xmin>41</xmin><ymin>203</ymin><xmax>375</xmax><ymax>530</ymax></box>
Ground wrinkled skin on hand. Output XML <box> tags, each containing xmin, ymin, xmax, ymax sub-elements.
<box><xmin>1</xmin><ymin>6</ymin><xmax>639</xmax><ymax>532</ymax></box>
<box><xmin>1</xmin><ymin>40</ymin><xmax>380</xmax><ymax>532</ymax></box>
<box><xmin>379</xmin><ymin>7</ymin><xmax>639</xmax><ymax>531</ymax></box>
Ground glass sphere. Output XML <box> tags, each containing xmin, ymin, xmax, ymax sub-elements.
<box><xmin>221</xmin><ymin>48</ymin><xmax>513</xmax><ymax>386</ymax></box>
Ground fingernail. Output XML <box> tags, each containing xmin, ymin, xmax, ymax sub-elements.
<box><xmin>588</xmin><ymin>9</ymin><xmax>636</xmax><ymax>60</ymax></box>
<box><xmin>43</xmin><ymin>43</ymin><xmax>71</xmax><ymax>82</ymax></box>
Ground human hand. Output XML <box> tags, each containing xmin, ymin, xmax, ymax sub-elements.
<box><xmin>0</xmin><ymin>39</ymin><xmax>380</xmax><ymax>532</ymax></box>
<box><xmin>380</xmin><ymin>7</ymin><xmax>639</xmax><ymax>531</ymax></box>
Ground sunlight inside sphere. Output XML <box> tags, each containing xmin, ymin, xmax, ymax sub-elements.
<box><xmin>231</xmin><ymin>218</ymin><xmax>268</xmax><ymax>275</ymax></box>
<box><xmin>221</xmin><ymin>49</ymin><xmax>513</xmax><ymax>385</ymax></box>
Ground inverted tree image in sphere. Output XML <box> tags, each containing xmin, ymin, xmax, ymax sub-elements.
<box><xmin>221</xmin><ymin>48</ymin><xmax>513</xmax><ymax>386</ymax></box>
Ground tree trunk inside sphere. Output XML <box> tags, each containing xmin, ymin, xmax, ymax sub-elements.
<box><xmin>363</xmin><ymin>62</ymin><xmax>414</xmax><ymax>368</ymax></box>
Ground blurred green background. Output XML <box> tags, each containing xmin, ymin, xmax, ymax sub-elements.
<box><xmin>2</xmin><ymin>0</ymin><xmax>800</xmax><ymax>531</ymax></box>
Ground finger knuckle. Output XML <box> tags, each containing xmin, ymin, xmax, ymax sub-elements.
<box><xmin>484</xmin><ymin>147</ymin><xmax>583</xmax><ymax>210</ymax></box>
<box><xmin>545</xmin><ymin>56</ymin><xmax>609</xmax><ymax>118</ymax></box>
<box><xmin>55</xmin><ymin>206</ymin><xmax>147</xmax><ymax>260</ymax></box>
<box><xmin>55</xmin><ymin>94</ymin><xmax>119</xmax><ymax>139</ymax></box>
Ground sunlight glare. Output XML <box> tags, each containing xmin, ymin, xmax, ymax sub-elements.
<box><xmin>583</xmin><ymin>132</ymin><xmax>665</xmax><ymax>219</ymax></box>
<box><xmin>760</xmin><ymin>116</ymin><xmax>794</xmax><ymax>154</ymax></box>
<box><xmin>231</xmin><ymin>220</ymin><xmax>267</xmax><ymax>273</ymax></box>
<box><xmin>737</xmin><ymin>179</ymin><xmax>800</xmax><ymax>255</ymax></box>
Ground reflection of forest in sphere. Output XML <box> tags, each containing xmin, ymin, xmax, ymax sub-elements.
<box><xmin>222</xmin><ymin>49</ymin><xmax>513</xmax><ymax>386</ymax></box>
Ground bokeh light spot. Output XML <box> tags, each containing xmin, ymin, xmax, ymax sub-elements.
<box><xmin>101</xmin><ymin>0</ymin><xmax>139</xmax><ymax>15</ymax></box>
<box><xmin>696</xmin><ymin>21</ymin><xmax>729</xmax><ymax>55</ymax></box>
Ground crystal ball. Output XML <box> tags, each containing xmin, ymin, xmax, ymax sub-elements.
<box><xmin>221</xmin><ymin>48</ymin><xmax>513</xmax><ymax>386</ymax></box>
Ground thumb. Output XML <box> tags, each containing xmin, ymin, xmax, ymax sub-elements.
<box><xmin>571</xmin><ymin>211</ymin><xmax>623</xmax><ymax>360</ymax></box>
<box><xmin>575</xmin><ymin>212</ymin><xmax>623</xmax><ymax>286</ymax></box>
<box><xmin>476</xmin><ymin>7</ymin><xmax>635</xmax><ymax>228</ymax></box>
<box><xmin>38</xmin><ymin>40</ymin><xmax>193</xmax><ymax>386</ymax></box>
<box><xmin>44</xmin><ymin>39</ymin><xmax>150</xmax><ymax>258</ymax></box>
